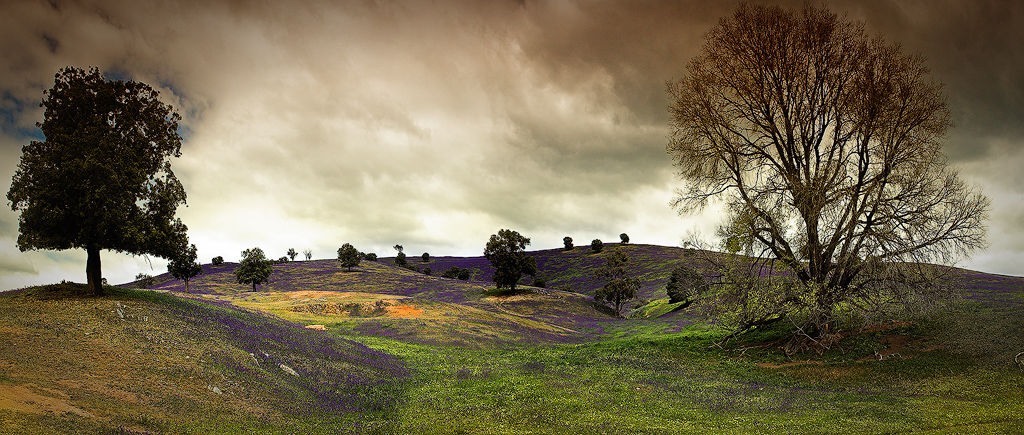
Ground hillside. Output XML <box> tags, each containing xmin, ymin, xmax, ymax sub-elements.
<box><xmin>3</xmin><ymin>244</ymin><xmax>1024</xmax><ymax>433</ymax></box>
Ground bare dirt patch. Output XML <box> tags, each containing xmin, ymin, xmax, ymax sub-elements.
<box><xmin>0</xmin><ymin>383</ymin><xmax>94</xmax><ymax>417</ymax></box>
<box><xmin>388</xmin><ymin>304</ymin><xmax>426</xmax><ymax>318</ymax></box>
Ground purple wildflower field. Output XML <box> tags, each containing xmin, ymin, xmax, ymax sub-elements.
<box><xmin>131</xmin><ymin>244</ymin><xmax>1024</xmax><ymax>349</ymax></box>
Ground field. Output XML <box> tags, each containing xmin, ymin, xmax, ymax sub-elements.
<box><xmin>1</xmin><ymin>244</ymin><xmax>1022</xmax><ymax>434</ymax></box>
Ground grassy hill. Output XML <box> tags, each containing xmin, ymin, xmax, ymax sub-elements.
<box><xmin>2</xmin><ymin>244</ymin><xmax>1023</xmax><ymax>433</ymax></box>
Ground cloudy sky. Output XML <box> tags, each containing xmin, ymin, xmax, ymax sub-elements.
<box><xmin>1</xmin><ymin>0</ymin><xmax>1022</xmax><ymax>289</ymax></box>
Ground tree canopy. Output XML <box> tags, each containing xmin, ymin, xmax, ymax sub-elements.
<box><xmin>168</xmin><ymin>244</ymin><xmax>203</xmax><ymax>293</ymax></box>
<box><xmin>7</xmin><ymin>66</ymin><xmax>188</xmax><ymax>295</ymax></box>
<box><xmin>595</xmin><ymin>249</ymin><xmax>639</xmax><ymax>316</ymax></box>
<box><xmin>235</xmin><ymin>247</ymin><xmax>273</xmax><ymax>291</ymax></box>
<box><xmin>337</xmin><ymin>243</ymin><xmax>361</xmax><ymax>271</ymax></box>
<box><xmin>667</xmin><ymin>4</ymin><xmax>989</xmax><ymax>342</ymax></box>
<box><xmin>484</xmin><ymin>229</ymin><xmax>537</xmax><ymax>292</ymax></box>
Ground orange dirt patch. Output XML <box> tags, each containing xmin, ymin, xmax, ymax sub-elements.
<box><xmin>305</xmin><ymin>324</ymin><xmax>327</xmax><ymax>330</ymax></box>
<box><xmin>387</xmin><ymin>304</ymin><xmax>426</xmax><ymax>318</ymax></box>
<box><xmin>0</xmin><ymin>383</ymin><xmax>95</xmax><ymax>418</ymax></box>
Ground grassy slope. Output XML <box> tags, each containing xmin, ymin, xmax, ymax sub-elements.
<box><xmin>2</xmin><ymin>244</ymin><xmax>1023</xmax><ymax>433</ymax></box>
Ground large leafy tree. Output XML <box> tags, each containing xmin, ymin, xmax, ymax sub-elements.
<box><xmin>7</xmin><ymin>67</ymin><xmax>188</xmax><ymax>295</ymax></box>
<box><xmin>667</xmin><ymin>4</ymin><xmax>989</xmax><ymax>341</ymax></box>
<box><xmin>595</xmin><ymin>249</ymin><xmax>639</xmax><ymax>316</ymax></box>
<box><xmin>483</xmin><ymin>229</ymin><xmax>536</xmax><ymax>292</ymax></box>
<box><xmin>168</xmin><ymin>244</ymin><xmax>203</xmax><ymax>293</ymax></box>
<box><xmin>235</xmin><ymin>247</ymin><xmax>273</xmax><ymax>291</ymax></box>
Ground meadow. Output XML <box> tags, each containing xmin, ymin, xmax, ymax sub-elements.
<box><xmin>1</xmin><ymin>244</ymin><xmax>1022</xmax><ymax>434</ymax></box>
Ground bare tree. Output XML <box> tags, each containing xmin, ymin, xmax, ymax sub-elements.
<box><xmin>667</xmin><ymin>4</ymin><xmax>988</xmax><ymax>344</ymax></box>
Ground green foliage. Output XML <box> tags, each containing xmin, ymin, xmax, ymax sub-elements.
<box><xmin>234</xmin><ymin>247</ymin><xmax>272</xmax><ymax>291</ymax></box>
<box><xmin>594</xmin><ymin>249</ymin><xmax>639</xmax><ymax>316</ymax></box>
<box><xmin>620</xmin><ymin>233</ymin><xmax>630</xmax><ymax>244</ymax></box>
<box><xmin>532</xmin><ymin>278</ymin><xmax>546</xmax><ymax>288</ymax></box>
<box><xmin>484</xmin><ymin>229</ymin><xmax>537</xmax><ymax>291</ymax></box>
<box><xmin>337</xmin><ymin>243</ymin><xmax>361</xmax><ymax>271</ymax></box>
<box><xmin>167</xmin><ymin>243</ymin><xmax>203</xmax><ymax>292</ymax></box>
<box><xmin>212</xmin><ymin>255</ymin><xmax>224</xmax><ymax>266</ymax></box>
<box><xmin>666</xmin><ymin>265</ymin><xmax>706</xmax><ymax>307</ymax></box>
<box><xmin>135</xmin><ymin>273</ymin><xmax>155</xmax><ymax>289</ymax></box>
<box><xmin>591</xmin><ymin>239</ymin><xmax>604</xmax><ymax>253</ymax></box>
<box><xmin>6</xmin><ymin>66</ymin><xmax>188</xmax><ymax>295</ymax></box>
<box><xmin>287</xmin><ymin>248</ymin><xmax>297</xmax><ymax>261</ymax></box>
<box><xmin>562</xmin><ymin>236</ymin><xmax>574</xmax><ymax>251</ymax></box>
<box><xmin>364</xmin><ymin>252</ymin><xmax>378</xmax><ymax>262</ymax></box>
<box><xmin>442</xmin><ymin>266</ymin><xmax>471</xmax><ymax>280</ymax></box>
<box><xmin>396</xmin><ymin>252</ymin><xmax>408</xmax><ymax>267</ymax></box>
<box><xmin>422</xmin><ymin>252</ymin><xmax>430</xmax><ymax>262</ymax></box>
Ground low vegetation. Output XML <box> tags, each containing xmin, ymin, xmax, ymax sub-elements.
<box><xmin>2</xmin><ymin>244</ymin><xmax>1022</xmax><ymax>434</ymax></box>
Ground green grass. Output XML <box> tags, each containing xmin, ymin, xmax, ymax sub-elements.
<box><xmin>323</xmin><ymin>321</ymin><xmax>1024</xmax><ymax>434</ymax></box>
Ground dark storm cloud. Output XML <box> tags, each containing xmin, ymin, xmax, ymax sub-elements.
<box><xmin>1</xmin><ymin>0</ymin><xmax>1022</xmax><ymax>288</ymax></box>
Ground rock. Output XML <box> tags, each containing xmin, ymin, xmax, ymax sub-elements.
<box><xmin>279</xmin><ymin>364</ymin><xmax>299</xmax><ymax>377</ymax></box>
<box><xmin>207</xmin><ymin>385</ymin><xmax>223</xmax><ymax>394</ymax></box>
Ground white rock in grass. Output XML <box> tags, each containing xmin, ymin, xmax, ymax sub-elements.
<box><xmin>279</xmin><ymin>364</ymin><xmax>299</xmax><ymax>377</ymax></box>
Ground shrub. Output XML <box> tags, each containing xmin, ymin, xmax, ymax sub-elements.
<box><xmin>591</xmin><ymin>239</ymin><xmax>604</xmax><ymax>253</ymax></box>
<box><xmin>395</xmin><ymin>252</ymin><xmax>408</xmax><ymax>267</ymax></box>
<box><xmin>135</xmin><ymin>273</ymin><xmax>155</xmax><ymax>289</ymax></box>
<box><xmin>532</xmin><ymin>278</ymin><xmax>546</xmax><ymax>288</ymax></box>
<box><xmin>424</xmin><ymin>267</ymin><xmax>431</xmax><ymax>276</ymax></box>
<box><xmin>666</xmin><ymin>265</ymin><xmax>707</xmax><ymax>308</ymax></box>
<box><xmin>422</xmin><ymin>252</ymin><xmax>430</xmax><ymax>263</ymax></box>
<box><xmin>212</xmin><ymin>256</ymin><xmax>224</xmax><ymax>266</ymax></box>
<box><xmin>620</xmin><ymin>233</ymin><xmax>630</xmax><ymax>244</ymax></box>
<box><xmin>563</xmin><ymin>236</ymin><xmax>574</xmax><ymax>251</ymax></box>
<box><xmin>442</xmin><ymin>266</ymin><xmax>471</xmax><ymax>281</ymax></box>
<box><xmin>364</xmin><ymin>252</ymin><xmax>378</xmax><ymax>261</ymax></box>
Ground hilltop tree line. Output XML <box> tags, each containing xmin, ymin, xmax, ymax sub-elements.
<box><xmin>7</xmin><ymin>3</ymin><xmax>989</xmax><ymax>347</ymax></box>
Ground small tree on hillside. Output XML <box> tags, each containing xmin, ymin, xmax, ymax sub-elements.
<box><xmin>484</xmin><ymin>229</ymin><xmax>537</xmax><ymax>292</ymax></box>
<box><xmin>665</xmin><ymin>265</ymin><xmax>706</xmax><ymax>308</ymax></box>
<box><xmin>235</xmin><ymin>247</ymin><xmax>273</xmax><ymax>292</ymax></box>
<box><xmin>303</xmin><ymin>249</ymin><xmax>312</xmax><ymax>261</ymax></box>
<box><xmin>591</xmin><ymin>239</ymin><xmax>604</xmax><ymax>253</ymax></box>
<box><xmin>422</xmin><ymin>252</ymin><xmax>430</xmax><ymax>263</ymax></box>
<box><xmin>287</xmin><ymin>248</ymin><xmax>297</xmax><ymax>261</ymax></box>
<box><xmin>393</xmin><ymin>245</ymin><xmax>407</xmax><ymax>267</ymax></box>
<box><xmin>135</xmin><ymin>273</ymin><xmax>155</xmax><ymax>289</ymax></box>
<box><xmin>595</xmin><ymin>249</ymin><xmax>640</xmax><ymax>316</ymax></box>
<box><xmin>212</xmin><ymin>256</ymin><xmax>225</xmax><ymax>266</ymax></box>
<box><xmin>620</xmin><ymin>233</ymin><xmax>630</xmax><ymax>244</ymax></box>
<box><xmin>364</xmin><ymin>252</ymin><xmax>378</xmax><ymax>261</ymax></box>
<box><xmin>338</xmin><ymin>243</ymin><xmax>361</xmax><ymax>271</ymax></box>
<box><xmin>563</xmin><ymin>236</ymin><xmax>574</xmax><ymax>251</ymax></box>
<box><xmin>168</xmin><ymin>243</ymin><xmax>203</xmax><ymax>293</ymax></box>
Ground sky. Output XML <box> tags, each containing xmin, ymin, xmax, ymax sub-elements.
<box><xmin>1</xmin><ymin>0</ymin><xmax>1023</xmax><ymax>290</ymax></box>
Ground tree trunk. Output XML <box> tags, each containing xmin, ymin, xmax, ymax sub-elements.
<box><xmin>86</xmin><ymin>246</ymin><xmax>103</xmax><ymax>296</ymax></box>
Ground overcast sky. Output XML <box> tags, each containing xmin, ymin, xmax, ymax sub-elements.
<box><xmin>2</xmin><ymin>0</ymin><xmax>1023</xmax><ymax>289</ymax></box>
